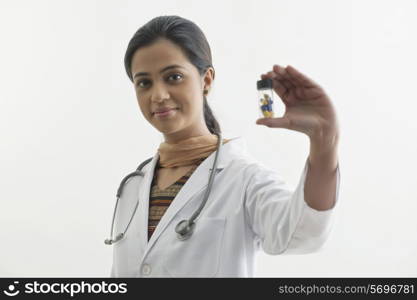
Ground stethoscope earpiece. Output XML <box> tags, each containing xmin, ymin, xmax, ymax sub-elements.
<box><xmin>104</xmin><ymin>233</ymin><xmax>124</xmax><ymax>245</ymax></box>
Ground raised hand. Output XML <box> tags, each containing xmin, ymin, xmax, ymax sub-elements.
<box><xmin>256</xmin><ymin>64</ymin><xmax>339</xmax><ymax>144</ymax></box>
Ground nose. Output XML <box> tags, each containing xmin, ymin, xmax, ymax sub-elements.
<box><xmin>150</xmin><ymin>81</ymin><xmax>170</xmax><ymax>103</ymax></box>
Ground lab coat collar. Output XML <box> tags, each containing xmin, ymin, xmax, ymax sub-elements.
<box><xmin>137</xmin><ymin>135</ymin><xmax>249</xmax><ymax>258</ymax></box>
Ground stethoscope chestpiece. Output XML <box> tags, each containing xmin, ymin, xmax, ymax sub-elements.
<box><xmin>175</xmin><ymin>219</ymin><xmax>196</xmax><ymax>241</ymax></box>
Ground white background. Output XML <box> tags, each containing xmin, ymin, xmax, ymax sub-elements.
<box><xmin>1</xmin><ymin>0</ymin><xmax>416</xmax><ymax>277</ymax></box>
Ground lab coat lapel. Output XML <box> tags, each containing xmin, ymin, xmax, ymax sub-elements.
<box><xmin>145</xmin><ymin>152</ymin><xmax>227</xmax><ymax>253</ymax></box>
<box><xmin>136</xmin><ymin>151</ymin><xmax>158</xmax><ymax>252</ymax></box>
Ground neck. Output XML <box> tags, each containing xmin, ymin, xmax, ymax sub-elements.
<box><xmin>163</xmin><ymin>127</ymin><xmax>213</xmax><ymax>144</ymax></box>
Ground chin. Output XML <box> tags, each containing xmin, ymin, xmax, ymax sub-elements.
<box><xmin>154</xmin><ymin>122</ymin><xmax>181</xmax><ymax>133</ymax></box>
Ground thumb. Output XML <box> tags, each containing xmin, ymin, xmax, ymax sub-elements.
<box><xmin>256</xmin><ymin>117</ymin><xmax>290</xmax><ymax>129</ymax></box>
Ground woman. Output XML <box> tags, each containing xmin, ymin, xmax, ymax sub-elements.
<box><xmin>110</xmin><ymin>15</ymin><xmax>341</xmax><ymax>277</ymax></box>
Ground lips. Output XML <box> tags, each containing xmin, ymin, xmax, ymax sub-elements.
<box><xmin>153</xmin><ymin>108</ymin><xmax>179</xmax><ymax>115</ymax></box>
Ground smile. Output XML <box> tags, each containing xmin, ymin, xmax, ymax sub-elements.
<box><xmin>153</xmin><ymin>108</ymin><xmax>179</xmax><ymax>118</ymax></box>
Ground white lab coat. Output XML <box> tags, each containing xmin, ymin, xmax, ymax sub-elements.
<box><xmin>110</xmin><ymin>136</ymin><xmax>341</xmax><ymax>277</ymax></box>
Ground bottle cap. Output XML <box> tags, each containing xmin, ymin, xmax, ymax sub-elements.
<box><xmin>256</xmin><ymin>78</ymin><xmax>273</xmax><ymax>90</ymax></box>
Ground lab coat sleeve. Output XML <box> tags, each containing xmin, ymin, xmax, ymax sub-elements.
<box><xmin>110</xmin><ymin>263</ymin><xmax>115</xmax><ymax>277</ymax></box>
<box><xmin>244</xmin><ymin>157</ymin><xmax>341</xmax><ymax>255</ymax></box>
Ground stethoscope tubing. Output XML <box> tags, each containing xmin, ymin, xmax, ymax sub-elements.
<box><xmin>105</xmin><ymin>132</ymin><xmax>222</xmax><ymax>245</ymax></box>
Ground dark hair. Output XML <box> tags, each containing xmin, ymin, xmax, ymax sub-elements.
<box><xmin>124</xmin><ymin>15</ymin><xmax>221</xmax><ymax>135</ymax></box>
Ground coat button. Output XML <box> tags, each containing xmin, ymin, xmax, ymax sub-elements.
<box><xmin>142</xmin><ymin>264</ymin><xmax>151</xmax><ymax>275</ymax></box>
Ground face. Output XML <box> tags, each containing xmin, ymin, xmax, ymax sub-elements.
<box><xmin>130</xmin><ymin>38</ymin><xmax>214</xmax><ymax>144</ymax></box>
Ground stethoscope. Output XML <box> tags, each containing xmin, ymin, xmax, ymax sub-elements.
<box><xmin>104</xmin><ymin>132</ymin><xmax>223</xmax><ymax>245</ymax></box>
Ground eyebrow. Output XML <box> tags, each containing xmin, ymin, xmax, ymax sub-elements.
<box><xmin>133</xmin><ymin>64</ymin><xmax>184</xmax><ymax>80</ymax></box>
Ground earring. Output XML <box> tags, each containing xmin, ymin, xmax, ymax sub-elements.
<box><xmin>203</xmin><ymin>89</ymin><xmax>209</xmax><ymax>95</ymax></box>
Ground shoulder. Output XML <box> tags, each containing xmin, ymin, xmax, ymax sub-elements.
<box><xmin>226</xmin><ymin>155</ymin><xmax>287</xmax><ymax>186</ymax></box>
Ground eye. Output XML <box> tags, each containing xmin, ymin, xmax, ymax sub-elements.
<box><xmin>167</xmin><ymin>73</ymin><xmax>183</xmax><ymax>82</ymax></box>
<box><xmin>135</xmin><ymin>73</ymin><xmax>184</xmax><ymax>89</ymax></box>
<box><xmin>136</xmin><ymin>79</ymin><xmax>150</xmax><ymax>88</ymax></box>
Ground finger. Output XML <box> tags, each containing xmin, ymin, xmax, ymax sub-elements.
<box><xmin>270</xmin><ymin>68</ymin><xmax>307</xmax><ymax>101</ymax></box>
<box><xmin>266</xmin><ymin>71</ymin><xmax>295</xmax><ymax>90</ymax></box>
<box><xmin>267</xmin><ymin>71</ymin><xmax>295</xmax><ymax>96</ymax></box>
<box><xmin>277</xmin><ymin>65</ymin><xmax>304</xmax><ymax>87</ymax></box>
<box><xmin>260</xmin><ymin>74</ymin><xmax>287</xmax><ymax>100</ymax></box>
<box><xmin>272</xmin><ymin>64</ymin><xmax>297</xmax><ymax>85</ymax></box>
<box><xmin>261</xmin><ymin>73</ymin><xmax>289</xmax><ymax>101</ymax></box>
<box><xmin>285</xmin><ymin>65</ymin><xmax>320</xmax><ymax>88</ymax></box>
<box><xmin>274</xmin><ymin>65</ymin><xmax>326</xmax><ymax>102</ymax></box>
<box><xmin>262</xmin><ymin>66</ymin><xmax>285</xmax><ymax>80</ymax></box>
<box><xmin>270</xmin><ymin>65</ymin><xmax>300</xmax><ymax>92</ymax></box>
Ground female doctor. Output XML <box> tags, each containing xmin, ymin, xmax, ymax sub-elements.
<box><xmin>109</xmin><ymin>15</ymin><xmax>341</xmax><ymax>277</ymax></box>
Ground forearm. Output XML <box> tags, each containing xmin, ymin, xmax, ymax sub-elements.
<box><xmin>304</xmin><ymin>136</ymin><xmax>339</xmax><ymax>211</ymax></box>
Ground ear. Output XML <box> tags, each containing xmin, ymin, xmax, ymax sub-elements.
<box><xmin>202</xmin><ymin>67</ymin><xmax>215</xmax><ymax>93</ymax></box>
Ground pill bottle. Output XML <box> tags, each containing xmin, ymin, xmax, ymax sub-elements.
<box><xmin>256</xmin><ymin>78</ymin><xmax>276</xmax><ymax>118</ymax></box>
